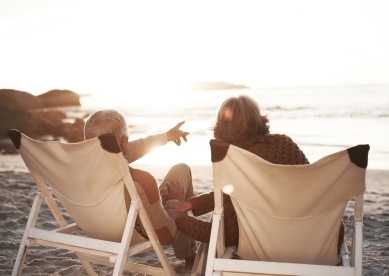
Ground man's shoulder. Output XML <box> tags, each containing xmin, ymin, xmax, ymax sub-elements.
<box><xmin>129</xmin><ymin>167</ymin><xmax>157</xmax><ymax>184</ymax></box>
<box><xmin>129</xmin><ymin>167</ymin><xmax>159</xmax><ymax>204</ymax></box>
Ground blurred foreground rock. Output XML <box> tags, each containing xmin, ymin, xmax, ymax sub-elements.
<box><xmin>0</xmin><ymin>89</ymin><xmax>85</xmax><ymax>154</ymax></box>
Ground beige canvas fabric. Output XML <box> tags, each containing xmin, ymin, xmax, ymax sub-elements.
<box><xmin>212</xmin><ymin>144</ymin><xmax>366</xmax><ymax>265</ymax></box>
<box><xmin>18</xmin><ymin>133</ymin><xmax>145</xmax><ymax>245</ymax></box>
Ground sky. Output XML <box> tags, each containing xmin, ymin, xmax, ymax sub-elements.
<box><xmin>0</xmin><ymin>0</ymin><xmax>389</xmax><ymax>95</ymax></box>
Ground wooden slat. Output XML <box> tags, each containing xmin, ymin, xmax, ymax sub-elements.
<box><xmin>213</xmin><ymin>259</ymin><xmax>355</xmax><ymax>276</ymax></box>
<box><xmin>354</xmin><ymin>195</ymin><xmax>364</xmax><ymax>222</ymax></box>
<box><xmin>124</xmin><ymin>173</ymin><xmax>175</xmax><ymax>276</ymax></box>
<box><xmin>29</xmin><ymin>228</ymin><xmax>120</xmax><ymax>254</ymax></box>
<box><xmin>222</xmin><ymin>246</ymin><xmax>236</xmax><ymax>259</ymax></box>
<box><xmin>83</xmin><ymin>254</ymin><xmax>167</xmax><ymax>276</ymax></box>
<box><xmin>31</xmin><ymin>172</ymin><xmax>67</xmax><ymax>227</ymax></box>
<box><xmin>353</xmin><ymin>222</ymin><xmax>363</xmax><ymax>275</ymax></box>
<box><xmin>12</xmin><ymin>193</ymin><xmax>43</xmax><ymax>276</ymax></box>
<box><xmin>53</xmin><ymin>223</ymin><xmax>80</xmax><ymax>234</ymax></box>
<box><xmin>112</xmin><ymin>199</ymin><xmax>138</xmax><ymax>276</ymax></box>
<box><xmin>204</xmin><ymin>214</ymin><xmax>222</xmax><ymax>276</ymax></box>
<box><xmin>128</xmin><ymin>240</ymin><xmax>152</xmax><ymax>256</ymax></box>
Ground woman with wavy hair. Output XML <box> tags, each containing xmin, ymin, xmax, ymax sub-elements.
<box><xmin>166</xmin><ymin>95</ymin><xmax>344</xmax><ymax>255</ymax></box>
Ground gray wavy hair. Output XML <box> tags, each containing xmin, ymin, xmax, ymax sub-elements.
<box><xmin>212</xmin><ymin>95</ymin><xmax>270</xmax><ymax>149</ymax></box>
<box><xmin>84</xmin><ymin>109</ymin><xmax>128</xmax><ymax>144</ymax></box>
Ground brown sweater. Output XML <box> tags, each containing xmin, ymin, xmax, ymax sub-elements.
<box><xmin>123</xmin><ymin>167</ymin><xmax>178</xmax><ymax>246</ymax></box>
<box><xmin>176</xmin><ymin>134</ymin><xmax>344</xmax><ymax>252</ymax></box>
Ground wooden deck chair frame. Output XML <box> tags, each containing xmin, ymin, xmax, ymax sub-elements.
<box><xmin>205</xmin><ymin>139</ymin><xmax>369</xmax><ymax>276</ymax></box>
<box><xmin>8</xmin><ymin>129</ymin><xmax>175</xmax><ymax>276</ymax></box>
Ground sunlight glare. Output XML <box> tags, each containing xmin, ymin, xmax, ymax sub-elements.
<box><xmin>222</xmin><ymin>184</ymin><xmax>234</xmax><ymax>195</ymax></box>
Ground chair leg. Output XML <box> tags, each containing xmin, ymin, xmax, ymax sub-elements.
<box><xmin>12</xmin><ymin>193</ymin><xmax>43</xmax><ymax>276</ymax></box>
<box><xmin>139</xmin><ymin>209</ymin><xmax>176</xmax><ymax>275</ymax></box>
<box><xmin>191</xmin><ymin>242</ymin><xmax>209</xmax><ymax>276</ymax></box>
<box><xmin>76</xmin><ymin>253</ymin><xmax>98</xmax><ymax>276</ymax></box>
<box><xmin>340</xmin><ymin>242</ymin><xmax>350</xmax><ymax>267</ymax></box>
<box><xmin>137</xmin><ymin>208</ymin><xmax>175</xmax><ymax>276</ymax></box>
<box><xmin>112</xmin><ymin>203</ymin><xmax>138</xmax><ymax>276</ymax></box>
<box><xmin>12</xmin><ymin>243</ymin><xmax>28</xmax><ymax>276</ymax></box>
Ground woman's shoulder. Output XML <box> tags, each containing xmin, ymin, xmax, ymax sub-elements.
<box><xmin>267</xmin><ymin>133</ymin><xmax>294</xmax><ymax>143</ymax></box>
<box><xmin>243</xmin><ymin>132</ymin><xmax>309</xmax><ymax>165</ymax></box>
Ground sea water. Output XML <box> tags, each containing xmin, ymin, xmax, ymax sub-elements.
<box><xmin>76</xmin><ymin>85</ymin><xmax>389</xmax><ymax>171</ymax></box>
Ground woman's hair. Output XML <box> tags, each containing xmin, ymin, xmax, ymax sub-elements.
<box><xmin>84</xmin><ymin>109</ymin><xmax>128</xmax><ymax>144</ymax></box>
<box><xmin>212</xmin><ymin>95</ymin><xmax>270</xmax><ymax>148</ymax></box>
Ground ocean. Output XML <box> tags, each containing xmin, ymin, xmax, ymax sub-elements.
<box><xmin>70</xmin><ymin>85</ymin><xmax>389</xmax><ymax>171</ymax></box>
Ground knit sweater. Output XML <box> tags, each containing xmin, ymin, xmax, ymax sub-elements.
<box><xmin>176</xmin><ymin>134</ymin><xmax>313</xmax><ymax>247</ymax></box>
<box><xmin>124</xmin><ymin>133</ymin><xmax>168</xmax><ymax>163</ymax></box>
<box><xmin>124</xmin><ymin>167</ymin><xmax>178</xmax><ymax>246</ymax></box>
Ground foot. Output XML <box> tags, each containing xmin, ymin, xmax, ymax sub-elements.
<box><xmin>175</xmin><ymin>255</ymin><xmax>195</xmax><ymax>274</ymax></box>
<box><xmin>174</xmin><ymin>262</ymin><xmax>192</xmax><ymax>274</ymax></box>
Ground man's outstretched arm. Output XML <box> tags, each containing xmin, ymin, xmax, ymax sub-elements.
<box><xmin>124</xmin><ymin>121</ymin><xmax>189</xmax><ymax>163</ymax></box>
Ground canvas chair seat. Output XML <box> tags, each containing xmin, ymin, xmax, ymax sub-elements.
<box><xmin>8</xmin><ymin>129</ymin><xmax>175</xmax><ymax>276</ymax></box>
<box><xmin>205</xmin><ymin>139</ymin><xmax>369</xmax><ymax>276</ymax></box>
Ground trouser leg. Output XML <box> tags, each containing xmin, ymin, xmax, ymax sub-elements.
<box><xmin>159</xmin><ymin>163</ymin><xmax>194</xmax><ymax>202</ymax></box>
<box><xmin>170</xmin><ymin>231</ymin><xmax>197</xmax><ymax>259</ymax></box>
<box><xmin>159</xmin><ymin>163</ymin><xmax>197</xmax><ymax>259</ymax></box>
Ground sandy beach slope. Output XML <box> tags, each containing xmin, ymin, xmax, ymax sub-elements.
<box><xmin>0</xmin><ymin>156</ymin><xmax>388</xmax><ymax>275</ymax></box>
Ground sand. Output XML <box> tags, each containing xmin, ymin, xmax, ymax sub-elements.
<box><xmin>0</xmin><ymin>154</ymin><xmax>388</xmax><ymax>275</ymax></box>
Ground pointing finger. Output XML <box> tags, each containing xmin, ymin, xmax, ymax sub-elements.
<box><xmin>175</xmin><ymin>121</ymin><xmax>185</xmax><ymax>130</ymax></box>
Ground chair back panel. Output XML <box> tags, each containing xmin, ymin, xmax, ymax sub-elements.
<box><xmin>18</xmin><ymin>133</ymin><xmax>144</xmax><ymax>243</ymax></box>
<box><xmin>211</xmin><ymin>142</ymin><xmax>367</xmax><ymax>265</ymax></box>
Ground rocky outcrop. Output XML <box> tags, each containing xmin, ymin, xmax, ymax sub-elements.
<box><xmin>36</xmin><ymin>89</ymin><xmax>81</xmax><ymax>107</ymax></box>
<box><xmin>0</xmin><ymin>89</ymin><xmax>85</xmax><ymax>153</ymax></box>
<box><xmin>0</xmin><ymin>89</ymin><xmax>43</xmax><ymax>110</ymax></box>
<box><xmin>189</xmin><ymin>81</ymin><xmax>249</xmax><ymax>90</ymax></box>
<box><xmin>0</xmin><ymin>89</ymin><xmax>81</xmax><ymax>109</ymax></box>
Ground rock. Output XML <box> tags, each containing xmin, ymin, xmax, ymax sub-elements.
<box><xmin>0</xmin><ymin>89</ymin><xmax>43</xmax><ymax>110</ymax></box>
<box><xmin>0</xmin><ymin>89</ymin><xmax>81</xmax><ymax>109</ymax></box>
<box><xmin>0</xmin><ymin>106</ymin><xmax>85</xmax><ymax>144</ymax></box>
<box><xmin>0</xmin><ymin>106</ymin><xmax>48</xmax><ymax>140</ymax></box>
<box><xmin>33</xmin><ymin>110</ymin><xmax>68</xmax><ymax>124</ymax></box>
<box><xmin>36</xmin><ymin>89</ymin><xmax>81</xmax><ymax>107</ymax></box>
<box><xmin>0</xmin><ymin>138</ymin><xmax>18</xmax><ymax>154</ymax></box>
<box><xmin>189</xmin><ymin>81</ymin><xmax>249</xmax><ymax>90</ymax></box>
<box><xmin>0</xmin><ymin>89</ymin><xmax>84</xmax><ymax>147</ymax></box>
<box><xmin>62</xmin><ymin>118</ymin><xmax>85</xmax><ymax>143</ymax></box>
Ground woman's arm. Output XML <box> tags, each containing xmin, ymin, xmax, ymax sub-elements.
<box><xmin>166</xmin><ymin>191</ymin><xmax>216</xmax><ymax>216</ymax></box>
<box><xmin>188</xmin><ymin>191</ymin><xmax>215</xmax><ymax>216</ymax></box>
<box><xmin>172</xmin><ymin>194</ymin><xmax>239</xmax><ymax>247</ymax></box>
<box><xmin>175</xmin><ymin>215</ymin><xmax>212</xmax><ymax>243</ymax></box>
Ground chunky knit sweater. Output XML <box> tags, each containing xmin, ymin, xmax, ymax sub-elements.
<box><xmin>176</xmin><ymin>134</ymin><xmax>344</xmax><ymax>252</ymax></box>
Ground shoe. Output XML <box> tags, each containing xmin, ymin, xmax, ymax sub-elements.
<box><xmin>174</xmin><ymin>262</ymin><xmax>193</xmax><ymax>274</ymax></box>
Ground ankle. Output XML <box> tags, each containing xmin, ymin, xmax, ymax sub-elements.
<box><xmin>185</xmin><ymin>255</ymin><xmax>195</xmax><ymax>266</ymax></box>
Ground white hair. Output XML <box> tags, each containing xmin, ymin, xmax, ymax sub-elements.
<box><xmin>84</xmin><ymin>109</ymin><xmax>128</xmax><ymax>144</ymax></box>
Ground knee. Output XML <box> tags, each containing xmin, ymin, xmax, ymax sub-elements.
<box><xmin>174</xmin><ymin>163</ymin><xmax>190</xmax><ymax>172</ymax></box>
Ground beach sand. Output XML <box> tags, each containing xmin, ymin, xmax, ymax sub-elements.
<box><xmin>0</xmin><ymin>154</ymin><xmax>388</xmax><ymax>275</ymax></box>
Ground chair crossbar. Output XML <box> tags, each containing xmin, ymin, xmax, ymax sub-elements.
<box><xmin>28</xmin><ymin>228</ymin><xmax>154</xmax><ymax>258</ymax></box>
<box><xmin>29</xmin><ymin>228</ymin><xmax>120</xmax><ymax>253</ymax></box>
<box><xmin>53</xmin><ymin>222</ymin><xmax>80</xmax><ymax>234</ymax></box>
<box><xmin>213</xmin><ymin>259</ymin><xmax>355</xmax><ymax>276</ymax></box>
<box><xmin>83</xmin><ymin>254</ymin><xmax>168</xmax><ymax>276</ymax></box>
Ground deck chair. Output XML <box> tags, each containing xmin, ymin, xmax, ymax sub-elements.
<box><xmin>7</xmin><ymin>129</ymin><xmax>176</xmax><ymax>276</ymax></box>
<box><xmin>205</xmin><ymin>139</ymin><xmax>369</xmax><ymax>276</ymax></box>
